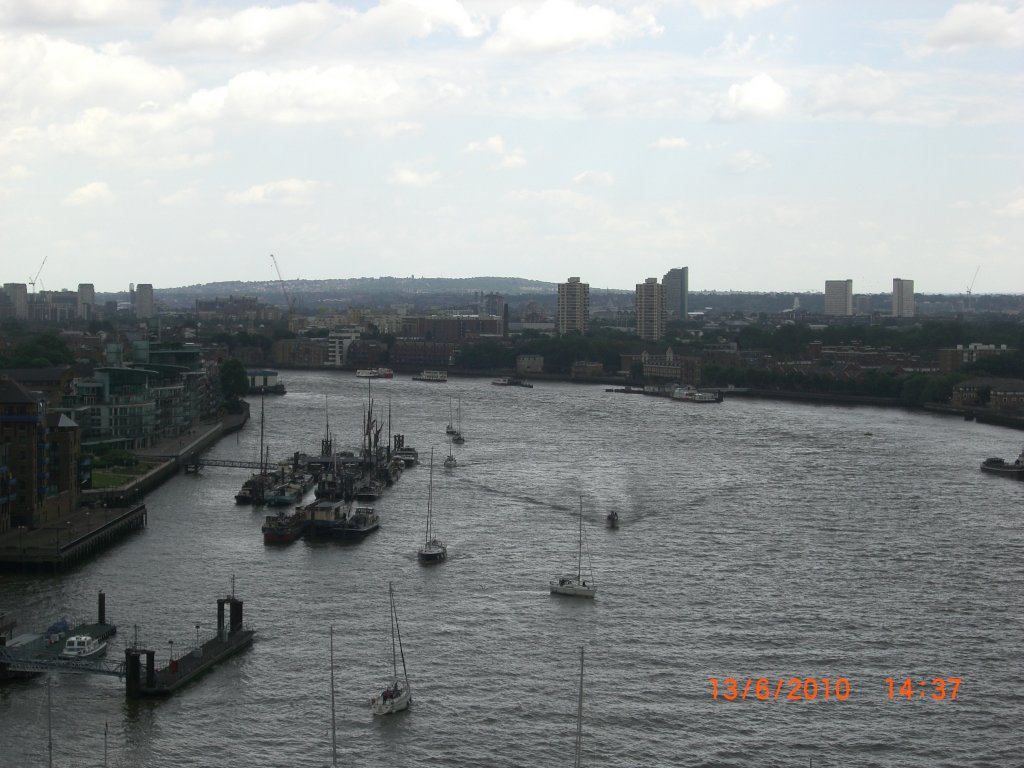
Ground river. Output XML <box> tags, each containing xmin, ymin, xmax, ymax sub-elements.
<box><xmin>1</xmin><ymin>371</ymin><xmax>1021</xmax><ymax>767</ymax></box>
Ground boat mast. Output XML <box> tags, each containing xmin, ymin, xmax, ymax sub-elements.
<box><xmin>388</xmin><ymin>582</ymin><xmax>398</xmax><ymax>679</ymax></box>
<box><xmin>574</xmin><ymin>646</ymin><xmax>584</xmax><ymax>768</ymax></box>
<box><xmin>425</xmin><ymin>448</ymin><xmax>435</xmax><ymax>545</ymax></box>
<box><xmin>577</xmin><ymin>496</ymin><xmax>584</xmax><ymax>581</ymax></box>
<box><xmin>389</xmin><ymin>583</ymin><xmax>411</xmax><ymax>689</ymax></box>
<box><xmin>47</xmin><ymin>674</ymin><xmax>53</xmax><ymax>768</ymax></box>
<box><xmin>330</xmin><ymin>626</ymin><xmax>338</xmax><ymax>767</ymax></box>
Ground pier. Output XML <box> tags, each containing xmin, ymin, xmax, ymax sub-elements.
<box><xmin>124</xmin><ymin>593</ymin><xmax>254</xmax><ymax>699</ymax></box>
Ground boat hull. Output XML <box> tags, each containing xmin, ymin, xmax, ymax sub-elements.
<box><xmin>550</xmin><ymin>578</ymin><xmax>596</xmax><ymax>598</ymax></box>
<box><xmin>417</xmin><ymin>544</ymin><xmax>447</xmax><ymax>563</ymax></box>
<box><xmin>980</xmin><ymin>460</ymin><xmax>1024</xmax><ymax>478</ymax></box>
<box><xmin>370</xmin><ymin>687</ymin><xmax>411</xmax><ymax>715</ymax></box>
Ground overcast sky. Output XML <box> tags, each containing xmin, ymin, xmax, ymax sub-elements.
<box><xmin>1</xmin><ymin>0</ymin><xmax>1021</xmax><ymax>294</ymax></box>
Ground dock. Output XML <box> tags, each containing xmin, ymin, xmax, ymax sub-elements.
<box><xmin>124</xmin><ymin>593</ymin><xmax>254</xmax><ymax>698</ymax></box>
<box><xmin>0</xmin><ymin>503</ymin><xmax>147</xmax><ymax>570</ymax></box>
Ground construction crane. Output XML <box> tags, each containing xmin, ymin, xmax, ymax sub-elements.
<box><xmin>270</xmin><ymin>254</ymin><xmax>295</xmax><ymax>329</ymax></box>
<box><xmin>966</xmin><ymin>266</ymin><xmax>980</xmax><ymax>313</ymax></box>
<box><xmin>28</xmin><ymin>254</ymin><xmax>48</xmax><ymax>293</ymax></box>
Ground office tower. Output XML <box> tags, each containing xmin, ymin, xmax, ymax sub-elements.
<box><xmin>557</xmin><ymin>277</ymin><xmax>590</xmax><ymax>335</ymax></box>
<box><xmin>824</xmin><ymin>279</ymin><xmax>853</xmax><ymax>316</ymax></box>
<box><xmin>2</xmin><ymin>283</ymin><xmax>29</xmax><ymax>320</ymax></box>
<box><xmin>77</xmin><ymin>283</ymin><xmax>95</xmax><ymax>320</ymax></box>
<box><xmin>892</xmin><ymin>278</ymin><xmax>915</xmax><ymax>318</ymax></box>
<box><xmin>662</xmin><ymin>267</ymin><xmax>689</xmax><ymax>319</ymax></box>
<box><xmin>635</xmin><ymin>277</ymin><xmax>665</xmax><ymax>340</ymax></box>
<box><xmin>135</xmin><ymin>283</ymin><xmax>155</xmax><ymax>319</ymax></box>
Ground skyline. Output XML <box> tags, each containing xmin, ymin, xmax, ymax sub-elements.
<box><xmin>0</xmin><ymin>1</ymin><xmax>1022</xmax><ymax>295</ymax></box>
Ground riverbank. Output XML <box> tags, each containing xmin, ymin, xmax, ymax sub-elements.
<box><xmin>0</xmin><ymin>405</ymin><xmax>250</xmax><ymax>570</ymax></box>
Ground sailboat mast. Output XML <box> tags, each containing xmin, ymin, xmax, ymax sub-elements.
<box><xmin>330</xmin><ymin>626</ymin><xmax>338</xmax><ymax>767</ymax></box>
<box><xmin>577</xmin><ymin>497</ymin><xmax>584</xmax><ymax>581</ymax></box>
<box><xmin>391</xmin><ymin>584</ymin><xmax>411</xmax><ymax>688</ymax></box>
<box><xmin>47</xmin><ymin>675</ymin><xmax>53</xmax><ymax>768</ymax></box>
<box><xmin>388</xmin><ymin>582</ymin><xmax>398</xmax><ymax>679</ymax></box>
<box><xmin>574</xmin><ymin>646</ymin><xmax>584</xmax><ymax>768</ymax></box>
<box><xmin>426</xmin><ymin>448</ymin><xmax>434</xmax><ymax>545</ymax></box>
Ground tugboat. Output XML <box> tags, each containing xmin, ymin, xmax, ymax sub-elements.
<box><xmin>262</xmin><ymin>508</ymin><xmax>309</xmax><ymax>544</ymax></box>
<box><xmin>980</xmin><ymin>445</ymin><xmax>1024</xmax><ymax>478</ymax></box>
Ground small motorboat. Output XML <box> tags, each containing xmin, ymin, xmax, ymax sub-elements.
<box><xmin>61</xmin><ymin>635</ymin><xmax>107</xmax><ymax>659</ymax></box>
<box><xmin>606</xmin><ymin>510</ymin><xmax>619</xmax><ymax>528</ymax></box>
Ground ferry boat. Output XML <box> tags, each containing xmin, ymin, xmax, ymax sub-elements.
<box><xmin>671</xmin><ymin>386</ymin><xmax>722</xmax><ymax>403</ymax></box>
<box><xmin>412</xmin><ymin>370</ymin><xmax>448</xmax><ymax>383</ymax></box>
<box><xmin>61</xmin><ymin>635</ymin><xmax>107</xmax><ymax>659</ymax></box>
<box><xmin>356</xmin><ymin>368</ymin><xmax>393</xmax><ymax>379</ymax></box>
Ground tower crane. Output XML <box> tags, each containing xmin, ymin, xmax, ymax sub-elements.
<box><xmin>966</xmin><ymin>266</ymin><xmax>980</xmax><ymax>313</ymax></box>
<box><xmin>270</xmin><ymin>254</ymin><xmax>295</xmax><ymax>329</ymax></box>
<box><xmin>29</xmin><ymin>254</ymin><xmax>49</xmax><ymax>293</ymax></box>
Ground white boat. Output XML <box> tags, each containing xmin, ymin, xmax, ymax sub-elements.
<box><xmin>412</xmin><ymin>370</ymin><xmax>448</xmax><ymax>383</ymax></box>
<box><xmin>370</xmin><ymin>582</ymin><xmax>412</xmax><ymax>715</ymax></box>
<box><xmin>393</xmin><ymin>446</ymin><xmax>419</xmax><ymax>467</ymax></box>
<box><xmin>61</xmin><ymin>635</ymin><xmax>107</xmax><ymax>659</ymax></box>
<box><xmin>671</xmin><ymin>385</ymin><xmax>721</xmax><ymax>403</ymax></box>
<box><xmin>355</xmin><ymin>368</ymin><xmax>393</xmax><ymax>379</ymax></box>
<box><xmin>550</xmin><ymin>497</ymin><xmax>597</xmax><ymax>598</ymax></box>
<box><xmin>418</xmin><ymin>450</ymin><xmax>447</xmax><ymax>563</ymax></box>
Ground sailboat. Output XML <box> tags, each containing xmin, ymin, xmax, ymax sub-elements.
<box><xmin>574</xmin><ymin>646</ymin><xmax>584</xmax><ymax>768</ymax></box>
<box><xmin>451</xmin><ymin>397</ymin><xmax>465</xmax><ymax>445</ymax></box>
<box><xmin>445</xmin><ymin>397</ymin><xmax>457</xmax><ymax>436</ymax></box>
<box><xmin>369</xmin><ymin>582</ymin><xmax>412</xmax><ymax>715</ymax></box>
<box><xmin>418</xmin><ymin>450</ymin><xmax>447</xmax><ymax>563</ymax></box>
<box><xmin>444</xmin><ymin>440</ymin><xmax>457</xmax><ymax>469</ymax></box>
<box><xmin>550</xmin><ymin>497</ymin><xmax>596</xmax><ymax>598</ymax></box>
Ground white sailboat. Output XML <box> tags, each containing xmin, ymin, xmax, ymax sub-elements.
<box><xmin>550</xmin><ymin>497</ymin><xmax>596</xmax><ymax>598</ymax></box>
<box><xmin>369</xmin><ymin>582</ymin><xmax>412</xmax><ymax>715</ymax></box>
<box><xmin>418</xmin><ymin>450</ymin><xmax>447</xmax><ymax>563</ymax></box>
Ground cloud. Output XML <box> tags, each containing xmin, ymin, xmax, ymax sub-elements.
<box><xmin>808</xmin><ymin>65</ymin><xmax>897</xmax><ymax>116</ymax></box>
<box><xmin>63</xmin><ymin>181</ymin><xmax>112</xmax><ymax>206</ymax></box>
<box><xmin>688</xmin><ymin>0</ymin><xmax>791</xmax><ymax>19</ymax></box>
<box><xmin>1</xmin><ymin>164</ymin><xmax>31</xmax><ymax>181</ymax></box>
<box><xmin>572</xmin><ymin>170</ymin><xmax>614</xmax><ymax>186</ymax></box>
<box><xmin>725</xmin><ymin>149</ymin><xmax>770</xmax><ymax>173</ymax></box>
<box><xmin>226</xmin><ymin>179</ymin><xmax>320</xmax><ymax>205</ymax></box>
<box><xmin>996</xmin><ymin>193</ymin><xmax>1024</xmax><ymax>217</ymax></box>
<box><xmin>716</xmin><ymin>72</ymin><xmax>787</xmax><ymax>120</ymax></box>
<box><xmin>159</xmin><ymin>187</ymin><xmax>199</xmax><ymax>206</ymax></box>
<box><xmin>466</xmin><ymin>135</ymin><xmax>526</xmax><ymax>169</ymax></box>
<box><xmin>389</xmin><ymin>165</ymin><xmax>439</xmax><ymax>187</ymax></box>
<box><xmin>508</xmin><ymin>188</ymin><xmax>592</xmax><ymax>209</ymax></box>
<box><xmin>156</xmin><ymin>0</ymin><xmax>484</xmax><ymax>53</ymax></box>
<box><xmin>486</xmin><ymin>0</ymin><xmax>661</xmax><ymax>54</ymax></box>
<box><xmin>0</xmin><ymin>0</ymin><xmax>161</xmax><ymax>26</ymax></box>
<box><xmin>653</xmin><ymin>136</ymin><xmax>689</xmax><ymax>149</ymax></box>
<box><xmin>919</xmin><ymin>2</ymin><xmax>1024</xmax><ymax>54</ymax></box>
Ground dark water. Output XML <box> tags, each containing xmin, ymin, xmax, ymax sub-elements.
<box><xmin>1</xmin><ymin>373</ymin><xmax>1021</xmax><ymax>767</ymax></box>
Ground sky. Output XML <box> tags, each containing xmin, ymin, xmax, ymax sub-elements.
<box><xmin>0</xmin><ymin>0</ymin><xmax>1022</xmax><ymax>295</ymax></box>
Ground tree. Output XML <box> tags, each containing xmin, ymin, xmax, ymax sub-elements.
<box><xmin>220</xmin><ymin>358</ymin><xmax>249</xmax><ymax>399</ymax></box>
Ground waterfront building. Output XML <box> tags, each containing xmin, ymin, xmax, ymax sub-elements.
<box><xmin>557</xmin><ymin>277</ymin><xmax>590</xmax><ymax>335</ymax></box>
<box><xmin>399</xmin><ymin>316</ymin><xmax>501</xmax><ymax>343</ymax></box>
<box><xmin>571</xmin><ymin>361</ymin><xmax>604</xmax><ymax>379</ymax></box>
<box><xmin>892</xmin><ymin>278</ymin><xmax>915</xmax><ymax>317</ymax></box>
<box><xmin>516</xmin><ymin>354</ymin><xmax>544</xmax><ymax>374</ymax></box>
<box><xmin>639</xmin><ymin>348</ymin><xmax>702</xmax><ymax>384</ymax></box>
<box><xmin>663</xmin><ymin>267</ymin><xmax>689</xmax><ymax>319</ymax></box>
<box><xmin>326</xmin><ymin>329</ymin><xmax>361</xmax><ymax>367</ymax></box>
<box><xmin>135</xmin><ymin>283</ymin><xmax>155</xmax><ymax>319</ymax></box>
<box><xmin>0</xmin><ymin>376</ymin><xmax>80</xmax><ymax>529</ymax></box>
<box><xmin>938</xmin><ymin>343</ymin><xmax>1015</xmax><ymax>373</ymax></box>
<box><xmin>635</xmin><ymin>278</ymin><xmax>665</xmax><ymax>340</ymax></box>
<box><xmin>391</xmin><ymin>340</ymin><xmax>455</xmax><ymax>369</ymax></box>
<box><xmin>272</xmin><ymin>338</ymin><xmax>327</xmax><ymax>368</ymax></box>
<box><xmin>824</xmin><ymin>280</ymin><xmax>853</xmax><ymax>316</ymax></box>
<box><xmin>951</xmin><ymin>377</ymin><xmax>1024</xmax><ymax>410</ymax></box>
